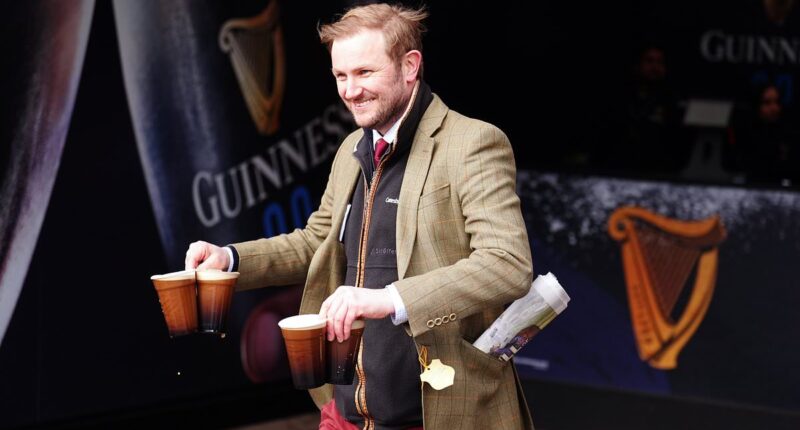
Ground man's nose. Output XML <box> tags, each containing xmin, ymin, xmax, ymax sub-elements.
<box><xmin>343</xmin><ymin>78</ymin><xmax>363</xmax><ymax>100</ymax></box>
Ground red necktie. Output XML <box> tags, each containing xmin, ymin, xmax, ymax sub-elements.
<box><xmin>374</xmin><ymin>138</ymin><xmax>389</xmax><ymax>167</ymax></box>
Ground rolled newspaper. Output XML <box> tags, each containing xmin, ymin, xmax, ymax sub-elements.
<box><xmin>473</xmin><ymin>272</ymin><xmax>569</xmax><ymax>360</ymax></box>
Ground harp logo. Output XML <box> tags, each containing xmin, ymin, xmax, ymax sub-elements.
<box><xmin>608</xmin><ymin>206</ymin><xmax>726</xmax><ymax>369</ymax></box>
<box><xmin>219</xmin><ymin>2</ymin><xmax>285</xmax><ymax>135</ymax></box>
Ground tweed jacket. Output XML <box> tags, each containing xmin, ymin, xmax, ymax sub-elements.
<box><xmin>233</xmin><ymin>93</ymin><xmax>535</xmax><ymax>430</ymax></box>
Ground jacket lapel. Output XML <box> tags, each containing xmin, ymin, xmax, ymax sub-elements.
<box><xmin>331</xmin><ymin>141</ymin><xmax>361</xmax><ymax>244</ymax></box>
<box><xmin>397</xmin><ymin>95</ymin><xmax>448</xmax><ymax>279</ymax></box>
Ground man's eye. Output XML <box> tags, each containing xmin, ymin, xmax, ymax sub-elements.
<box><xmin>359</xmin><ymin>70</ymin><xmax>372</xmax><ymax>76</ymax></box>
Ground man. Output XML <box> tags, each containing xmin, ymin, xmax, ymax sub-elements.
<box><xmin>185</xmin><ymin>4</ymin><xmax>534</xmax><ymax>429</ymax></box>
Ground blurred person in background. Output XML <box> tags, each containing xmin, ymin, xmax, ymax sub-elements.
<box><xmin>595</xmin><ymin>44</ymin><xmax>688</xmax><ymax>176</ymax></box>
<box><xmin>734</xmin><ymin>83</ymin><xmax>800</xmax><ymax>185</ymax></box>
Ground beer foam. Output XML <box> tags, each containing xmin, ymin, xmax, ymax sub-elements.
<box><xmin>278</xmin><ymin>314</ymin><xmax>327</xmax><ymax>330</ymax></box>
<box><xmin>151</xmin><ymin>269</ymin><xmax>196</xmax><ymax>281</ymax></box>
<box><xmin>533</xmin><ymin>272</ymin><xmax>570</xmax><ymax>314</ymax></box>
<box><xmin>196</xmin><ymin>269</ymin><xmax>239</xmax><ymax>281</ymax></box>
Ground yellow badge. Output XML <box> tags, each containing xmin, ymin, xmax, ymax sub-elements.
<box><xmin>418</xmin><ymin>347</ymin><xmax>455</xmax><ymax>390</ymax></box>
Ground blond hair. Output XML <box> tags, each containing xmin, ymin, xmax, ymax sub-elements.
<box><xmin>319</xmin><ymin>3</ymin><xmax>428</xmax><ymax>76</ymax></box>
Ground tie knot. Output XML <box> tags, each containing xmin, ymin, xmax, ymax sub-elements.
<box><xmin>374</xmin><ymin>138</ymin><xmax>389</xmax><ymax>167</ymax></box>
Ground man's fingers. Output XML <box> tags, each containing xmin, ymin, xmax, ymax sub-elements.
<box><xmin>336</xmin><ymin>288</ymin><xmax>362</xmax><ymax>341</ymax></box>
<box><xmin>319</xmin><ymin>295</ymin><xmax>335</xmax><ymax>341</ymax></box>
<box><xmin>185</xmin><ymin>254</ymin><xmax>203</xmax><ymax>270</ymax></box>
<box><xmin>325</xmin><ymin>295</ymin><xmax>343</xmax><ymax>342</ymax></box>
<box><xmin>185</xmin><ymin>242</ymin><xmax>207</xmax><ymax>270</ymax></box>
<box><xmin>319</xmin><ymin>296</ymin><xmax>332</xmax><ymax>319</ymax></box>
<box><xmin>185</xmin><ymin>242</ymin><xmax>231</xmax><ymax>271</ymax></box>
<box><xmin>321</xmin><ymin>286</ymin><xmax>368</xmax><ymax>342</ymax></box>
<box><xmin>197</xmin><ymin>253</ymin><xmax>219</xmax><ymax>271</ymax></box>
<box><xmin>184</xmin><ymin>248</ymin><xmax>198</xmax><ymax>270</ymax></box>
<box><xmin>343</xmin><ymin>306</ymin><xmax>358</xmax><ymax>342</ymax></box>
<box><xmin>333</xmin><ymin>300</ymin><xmax>350</xmax><ymax>342</ymax></box>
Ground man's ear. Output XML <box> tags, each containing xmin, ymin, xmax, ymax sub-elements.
<box><xmin>402</xmin><ymin>50</ymin><xmax>422</xmax><ymax>82</ymax></box>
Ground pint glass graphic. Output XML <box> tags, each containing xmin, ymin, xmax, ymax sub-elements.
<box><xmin>0</xmin><ymin>1</ymin><xmax>95</xmax><ymax>345</ymax></box>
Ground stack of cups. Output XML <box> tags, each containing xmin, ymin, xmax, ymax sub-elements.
<box><xmin>150</xmin><ymin>269</ymin><xmax>239</xmax><ymax>337</ymax></box>
<box><xmin>278</xmin><ymin>315</ymin><xmax>365</xmax><ymax>389</ymax></box>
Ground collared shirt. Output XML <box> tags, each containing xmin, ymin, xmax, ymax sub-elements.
<box><xmin>372</xmin><ymin>118</ymin><xmax>401</xmax><ymax>149</ymax></box>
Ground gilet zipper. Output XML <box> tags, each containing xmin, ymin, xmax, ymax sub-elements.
<box><xmin>353</xmin><ymin>146</ymin><xmax>394</xmax><ymax>430</ymax></box>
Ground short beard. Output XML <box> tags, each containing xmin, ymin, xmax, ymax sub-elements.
<box><xmin>356</xmin><ymin>97</ymin><xmax>404</xmax><ymax>130</ymax></box>
<box><xmin>355</xmin><ymin>67</ymin><xmax>409</xmax><ymax>131</ymax></box>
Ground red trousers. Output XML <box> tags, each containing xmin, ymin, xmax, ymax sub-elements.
<box><xmin>319</xmin><ymin>400</ymin><xmax>423</xmax><ymax>430</ymax></box>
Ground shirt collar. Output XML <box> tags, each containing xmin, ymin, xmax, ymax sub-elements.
<box><xmin>372</xmin><ymin>118</ymin><xmax>401</xmax><ymax>148</ymax></box>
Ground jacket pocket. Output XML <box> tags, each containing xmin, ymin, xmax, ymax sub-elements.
<box><xmin>459</xmin><ymin>337</ymin><xmax>507</xmax><ymax>375</ymax></box>
<box><xmin>418</xmin><ymin>183</ymin><xmax>451</xmax><ymax>209</ymax></box>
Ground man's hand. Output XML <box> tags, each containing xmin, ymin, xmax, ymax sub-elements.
<box><xmin>319</xmin><ymin>286</ymin><xmax>394</xmax><ymax>342</ymax></box>
<box><xmin>184</xmin><ymin>241</ymin><xmax>230</xmax><ymax>271</ymax></box>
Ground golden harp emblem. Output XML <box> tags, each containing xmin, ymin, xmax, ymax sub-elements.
<box><xmin>219</xmin><ymin>2</ymin><xmax>286</xmax><ymax>135</ymax></box>
<box><xmin>608</xmin><ymin>206</ymin><xmax>726</xmax><ymax>369</ymax></box>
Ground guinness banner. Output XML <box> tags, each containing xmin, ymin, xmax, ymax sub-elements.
<box><xmin>514</xmin><ymin>170</ymin><xmax>800</xmax><ymax>411</ymax></box>
<box><xmin>113</xmin><ymin>0</ymin><xmax>352</xmax><ymax>267</ymax></box>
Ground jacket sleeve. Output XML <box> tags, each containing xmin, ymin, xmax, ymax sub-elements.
<box><xmin>392</xmin><ymin>121</ymin><xmax>533</xmax><ymax>337</ymax></box>
<box><xmin>231</xmin><ymin>142</ymin><xmax>346</xmax><ymax>291</ymax></box>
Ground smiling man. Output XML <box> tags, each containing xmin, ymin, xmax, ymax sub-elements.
<box><xmin>185</xmin><ymin>4</ymin><xmax>534</xmax><ymax>429</ymax></box>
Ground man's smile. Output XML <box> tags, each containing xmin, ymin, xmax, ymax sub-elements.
<box><xmin>353</xmin><ymin>98</ymin><xmax>375</xmax><ymax>109</ymax></box>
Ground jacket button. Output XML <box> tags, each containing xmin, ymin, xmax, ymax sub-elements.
<box><xmin>426</xmin><ymin>320</ymin><xmax>435</xmax><ymax>328</ymax></box>
<box><xmin>449</xmin><ymin>313</ymin><xmax>456</xmax><ymax>321</ymax></box>
<box><xmin>442</xmin><ymin>315</ymin><xmax>451</xmax><ymax>324</ymax></box>
<box><xmin>434</xmin><ymin>317</ymin><xmax>442</xmax><ymax>326</ymax></box>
